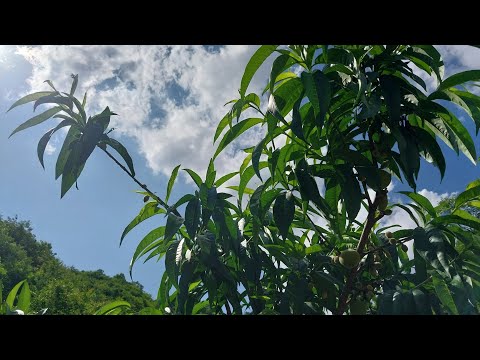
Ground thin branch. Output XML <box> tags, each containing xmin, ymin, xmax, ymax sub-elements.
<box><xmin>100</xmin><ymin>146</ymin><xmax>181</xmax><ymax>217</ymax></box>
<box><xmin>334</xmin><ymin>192</ymin><xmax>381</xmax><ymax>315</ymax></box>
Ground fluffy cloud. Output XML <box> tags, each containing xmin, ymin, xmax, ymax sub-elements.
<box><xmin>15</xmin><ymin>45</ymin><xmax>271</xmax><ymax>180</ymax></box>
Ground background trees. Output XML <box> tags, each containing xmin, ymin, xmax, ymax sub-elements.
<box><xmin>0</xmin><ymin>216</ymin><xmax>154</xmax><ymax>314</ymax></box>
<box><xmin>4</xmin><ymin>45</ymin><xmax>480</xmax><ymax>314</ymax></box>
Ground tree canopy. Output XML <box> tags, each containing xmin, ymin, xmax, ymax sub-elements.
<box><xmin>4</xmin><ymin>45</ymin><xmax>480</xmax><ymax>315</ymax></box>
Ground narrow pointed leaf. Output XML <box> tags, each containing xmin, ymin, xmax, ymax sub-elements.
<box><xmin>130</xmin><ymin>226</ymin><xmax>165</xmax><ymax>276</ymax></box>
<box><xmin>120</xmin><ymin>202</ymin><xmax>165</xmax><ymax>245</ymax></box>
<box><xmin>7</xmin><ymin>91</ymin><xmax>53</xmax><ymax>112</ymax></box>
<box><xmin>240</xmin><ymin>45</ymin><xmax>278</xmax><ymax>97</ymax></box>
<box><xmin>37</xmin><ymin>119</ymin><xmax>76</xmax><ymax>169</ymax></box>
<box><xmin>455</xmin><ymin>185</ymin><xmax>480</xmax><ymax>210</ymax></box>
<box><xmin>9</xmin><ymin>106</ymin><xmax>62</xmax><ymax>138</ymax></box>
<box><xmin>103</xmin><ymin>137</ymin><xmax>136</xmax><ymax>176</ymax></box>
<box><xmin>399</xmin><ymin>191</ymin><xmax>436</xmax><ymax>218</ymax></box>
<box><xmin>164</xmin><ymin>213</ymin><xmax>184</xmax><ymax>242</ymax></box>
<box><xmin>6</xmin><ymin>280</ymin><xmax>26</xmax><ymax>309</ymax></box>
<box><xmin>16</xmin><ymin>282</ymin><xmax>31</xmax><ymax>313</ymax></box>
<box><xmin>95</xmin><ymin>301</ymin><xmax>131</xmax><ymax>315</ymax></box>
<box><xmin>185</xmin><ymin>197</ymin><xmax>201</xmax><ymax>239</ymax></box>
<box><xmin>432</xmin><ymin>275</ymin><xmax>458</xmax><ymax>314</ymax></box>
<box><xmin>438</xmin><ymin>70</ymin><xmax>480</xmax><ymax>91</ymax></box>
<box><xmin>273</xmin><ymin>192</ymin><xmax>295</xmax><ymax>238</ymax></box>
<box><xmin>214</xmin><ymin>118</ymin><xmax>263</xmax><ymax>159</ymax></box>
<box><xmin>166</xmin><ymin>164</ymin><xmax>181</xmax><ymax>203</ymax></box>
<box><xmin>183</xmin><ymin>169</ymin><xmax>202</xmax><ymax>187</ymax></box>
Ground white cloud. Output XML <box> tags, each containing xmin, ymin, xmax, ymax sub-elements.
<box><xmin>417</xmin><ymin>188</ymin><xmax>451</xmax><ymax>207</ymax></box>
<box><xmin>15</xmin><ymin>45</ymin><xmax>273</xmax><ymax>181</ymax></box>
<box><xmin>44</xmin><ymin>142</ymin><xmax>56</xmax><ymax>156</ymax></box>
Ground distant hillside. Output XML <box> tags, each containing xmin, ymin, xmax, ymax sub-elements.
<box><xmin>0</xmin><ymin>216</ymin><xmax>154</xmax><ymax>314</ymax></box>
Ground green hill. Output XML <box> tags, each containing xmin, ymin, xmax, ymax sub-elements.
<box><xmin>0</xmin><ymin>216</ymin><xmax>154</xmax><ymax>314</ymax></box>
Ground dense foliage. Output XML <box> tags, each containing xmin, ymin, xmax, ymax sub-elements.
<box><xmin>5</xmin><ymin>45</ymin><xmax>480</xmax><ymax>315</ymax></box>
<box><xmin>0</xmin><ymin>216</ymin><xmax>154</xmax><ymax>314</ymax></box>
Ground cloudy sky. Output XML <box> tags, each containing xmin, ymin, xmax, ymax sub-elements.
<box><xmin>0</xmin><ymin>45</ymin><xmax>479</xmax><ymax>297</ymax></box>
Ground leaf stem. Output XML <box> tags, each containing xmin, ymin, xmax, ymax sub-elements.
<box><xmin>99</xmin><ymin>146</ymin><xmax>181</xmax><ymax>217</ymax></box>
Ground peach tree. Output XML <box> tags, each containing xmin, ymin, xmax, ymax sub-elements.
<box><xmin>6</xmin><ymin>45</ymin><xmax>480</xmax><ymax>314</ymax></box>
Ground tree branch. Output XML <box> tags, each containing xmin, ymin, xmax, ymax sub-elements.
<box><xmin>334</xmin><ymin>192</ymin><xmax>381</xmax><ymax>315</ymax></box>
<box><xmin>99</xmin><ymin>146</ymin><xmax>181</xmax><ymax>217</ymax></box>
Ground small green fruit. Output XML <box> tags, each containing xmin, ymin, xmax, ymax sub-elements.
<box><xmin>349</xmin><ymin>300</ymin><xmax>368</xmax><ymax>315</ymax></box>
<box><xmin>378</xmin><ymin>195</ymin><xmax>388</xmax><ymax>211</ymax></box>
<box><xmin>366</xmin><ymin>284</ymin><xmax>373</xmax><ymax>291</ymax></box>
<box><xmin>379</xmin><ymin>170</ymin><xmax>391</xmax><ymax>189</ymax></box>
<box><xmin>389</xmin><ymin>238</ymin><xmax>397</xmax><ymax>245</ymax></box>
<box><xmin>385</xmin><ymin>231</ymin><xmax>394</xmax><ymax>238</ymax></box>
<box><xmin>339</xmin><ymin>249</ymin><xmax>362</xmax><ymax>269</ymax></box>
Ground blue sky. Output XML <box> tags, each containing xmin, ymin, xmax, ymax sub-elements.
<box><xmin>0</xmin><ymin>45</ymin><xmax>479</xmax><ymax>297</ymax></box>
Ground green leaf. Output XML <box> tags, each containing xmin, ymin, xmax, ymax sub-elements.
<box><xmin>295</xmin><ymin>162</ymin><xmax>330</xmax><ymax>216</ymax></box>
<box><xmin>269</xmin><ymin>54</ymin><xmax>297</xmax><ymax>94</ymax></box>
<box><xmin>205</xmin><ymin>160</ymin><xmax>216</xmax><ymax>188</ymax></box>
<box><xmin>6</xmin><ymin>280</ymin><xmax>26</xmax><ymax>309</ymax></box>
<box><xmin>60</xmin><ymin>140</ymin><xmax>86</xmax><ymax>198</ymax></box>
<box><xmin>433</xmin><ymin>214</ymin><xmax>480</xmax><ymax>232</ymax></box>
<box><xmin>240</xmin><ymin>45</ymin><xmax>278</xmax><ymax>98</ymax></box>
<box><xmin>185</xmin><ymin>197</ymin><xmax>201</xmax><ymax>240</ymax></box>
<box><xmin>120</xmin><ymin>202</ymin><xmax>165</xmax><ymax>245</ymax></box>
<box><xmin>166</xmin><ymin>240</ymin><xmax>181</xmax><ymax>290</ymax></box>
<box><xmin>95</xmin><ymin>301</ymin><xmax>131</xmax><ymax>315</ymax></box>
<box><xmin>399</xmin><ymin>191</ymin><xmax>436</xmax><ymax>218</ymax></box>
<box><xmin>438</xmin><ymin>70</ymin><xmax>480</xmax><ymax>91</ymax></box>
<box><xmin>55</xmin><ymin>126</ymin><xmax>81</xmax><ymax>179</ymax></box>
<box><xmin>393</xmin><ymin>204</ymin><xmax>422</xmax><ymax>227</ymax></box>
<box><xmin>214</xmin><ymin>171</ymin><xmax>238</xmax><ymax>187</ymax></box>
<box><xmin>438</xmin><ymin>111</ymin><xmax>476</xmax><ymax>164</ymax></box>
<box><xmin>214</xmin><ymin>118</ymin><xmax>263</xmax><ymax>159</ymax></box>
<box><xmin>467</xmin><ymin>179</ymin><xmax>480</xmax><ymax>190</ymax></box>
<box><xmin>129</xmin><ymin>226</ymin><xmax>165</xmax><ymax>277</ymax></box>
<box><xmin>178</xmin><ymin>261</ymin><xmax>195</xmax><ymax>314</ymax></box>
<box><xmin>70</xmin><ymin>74</ymin><xmax>78</xmax><ymax>96</ymax></box>
<box><xmin>238</xmin><ymin>163</ymin><xmax>268</xmax><ymax>207</ymax></box>
<box><xmin>273</xmin><ymin>192</ymin><xmax>295</xmax><ymax>239</ymax></box>
<box><xmin>33</xmin><ymin>94</ymin><xmax>73</xmax><ymax>112</ymax></box>
<box><xmin>166</xmin><ymin>164</ymin><xmax>181</xmax><ymax>203</ymax></box>
<box><xmin>183</xmin><ymin>169</ymin><xmax>203</xmax><ymax>187</ymax></box>
<box><xmin>291</xmin><ymin>94</ymin><xmax>305</xmax><ymax>141</ymax></box>
<box><xmin>411</xmin><ymin>289</ymin><xmax>432</xmax><ymax>315</ymax></box>
<box><xmin>164</xmin><ymin>213</ymin><xmax>184</xmax><ymax>242</ymax></box>
<box><xmin>103</xmin><ymin>137</ymin><xmax>136</xmax><ymax>176</ymax></box>
<box><xmin>252</xmin><ymin>138</ymin><xmax>265</xmax><ymax>181</ymax></box>
<box><xmin>16</xmin><ymin>281</ymin><xmax>30</xmax><ymax>313</ymax></box>
<box><xmin>213</xmin><ymin>111</ymin><xmax>233</xmax><ymax>143</ymax></box>
<box><xmin>249</xmin><ymin>184</ymin><xmax>264</xmax><ymax>218</ymax></box>
<box><xmin>337</xmin><ymin>165</ymin><xmax>362</xmax><ymax>221</ymax></box>
<box><xmin>380</xmin><ymin>75</ymin><xmax>401</xmax><ymax>124</ymax></box>
<box><xmin>455</xmin><ymin>185</ymin><xmax>480</xmax><ymax>210</ymax></box>
<box><xmin>9</xmin><ymin>106</ymin><xmax>63</xmax><ymax>138</ymax></box>
<box><xmin>413</xmin><ymin>127</ymin><xmax>446</xmax><ymax>180</ymax></box>
<box><xmin>432</xmin><ymin>275</ymin><xmax>458</xmax><ymax>314</ymax></box>
<box><xmin>301</xmin><ymin>70</ymin><xmax>331</xmax><ymax>127</ymax></box>
<box><xmin>37</xmin><ymin>119</ymin><xmax>77</xmax><ymax>169</ymax></box>
<box><xmin>7</xmin><ymin>91</ymin><xmax>54</xmax><ymax>112</ymax></box>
